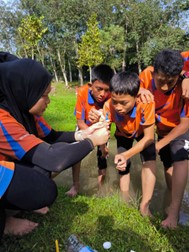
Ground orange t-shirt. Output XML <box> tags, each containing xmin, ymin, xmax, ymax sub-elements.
<box><xmin>0</xmin><ymin>109</ymin><xmax>51</xmax><ymax>161</ymax></box>
<box><xmin>181</xmin><ymin>51</ymin><xmax>189</xmax><ymax>71</ymax></box>
<box><xmin>74</xmin><ymin>83</ymin><xmax>110</xmax><ymax>126</ymax></box>
<box><xmin>139</xmin><ymin>67</ymin><xmax>189</xmax><ymax>136</ymax></box>
<box><xmin>103</xmin><ymin>98</ymin><xmax>155</xmax><ymax>138</ymax></box>
<box><xmin>0</xmin><ymin>160</ymin><xmax>15</xmax><ymax>198</ymax></box>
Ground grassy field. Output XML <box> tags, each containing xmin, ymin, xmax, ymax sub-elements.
<box><xmin>1</xmin><ymin>82</ymin><xmax>189</xmax><ymax>252</ymax></box>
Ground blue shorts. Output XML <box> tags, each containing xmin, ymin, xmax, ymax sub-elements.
<box><xmin>158</xmin><ymin>130</ymin><xmax>189</xmax><ymax>169</ymax></box>
<box><xmin>115</xmin><ymin>135</ymin><xmax>156</xmax><ymax>175</ymax></box>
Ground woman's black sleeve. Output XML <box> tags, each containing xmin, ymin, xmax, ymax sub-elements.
<box><xmin>42</xmin><ymin>129</ymin><xmax>76</xmax><ymax>144</ymax></box>
<box><xmin>23</xmin><ymin>139</ymin><xmax>94</xmax><ymax>172</ymax></box>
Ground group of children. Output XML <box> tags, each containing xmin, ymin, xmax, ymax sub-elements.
<box><xmin>67</xmin><ymin>49</ymin><xmax>189</xmax><ymax>229</ymax></box>
<box><xmin>0</xmin><ymin>49</ymin><xmax>188</xmax><ymax>242</ymax></box>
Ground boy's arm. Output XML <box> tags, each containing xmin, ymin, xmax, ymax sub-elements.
<box><xmin>156</xmin><ymin>117</ymin><xmax>189</xmax><ymax>153</ymax></box>
<box><xmin>180</xmin><ymin>71</ymin><xmax>189</xmax><ymax>99</ymax></box>
<box><xmin>115</xmin><ymin>124</ymin><xmax>154</xmax><ymax>170</ymax></box>
<box><xmin>77</xmin><ymin>119</ymin><xmax>88</xmax><ymax>130</ymax></box>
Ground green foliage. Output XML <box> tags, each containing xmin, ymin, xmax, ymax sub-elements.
<box><xmin>77</xmin><ymin>13</ymin><xmax>104</xmax><ymax>68</ymax></box>
<box><xmin>18</xmin><ymin>14</ymin><xmax>47</xmax><ymax>57</ymax></box>
<box><xmin>100</xmin><ymin>24</ymin><xmax>125</xmax><ymax>71</ymax></box>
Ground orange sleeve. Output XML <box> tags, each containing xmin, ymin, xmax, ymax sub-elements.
<box><xmin>181</xmin><ymin>51</ymin><xmax>189</xmax><ymax>71</ymax></box>
<box><xmin>139</xmin><ymin>66</ymin><xmax>154</xmax><ymax>89</ymax></box>
<box><xmin>141</xmin><ymin>102</ymin><xmax>155</xmax><ymax>126</ymax></box>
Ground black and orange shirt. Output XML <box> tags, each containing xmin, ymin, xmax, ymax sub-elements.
<box><xmin>181</xmin><ymin>51</ymin><xmax>189</xmax><ymax>71</ymax></box>
<box><xmin>0</xmin><ymin>160</ymin><xmax>14</xmax><ymax>198</ymax></box>
<box><xmin>74</xmin><ymin>83</ymin><xmax>109</xmax><ymax>126</ymax></box>
<box><xmin>0</xmin><ymin>108</ymin><xmax>51</xmax><ymax>162</ymax></box>
<box><xmin>139</xmin><ymin>67</ymin><xmax>189</xmax><ymax>137</ymax></box>
<box><xmin>103</xmin><ymin>99</ymin><xmax>155</xmax><ymax>138</ymax></box>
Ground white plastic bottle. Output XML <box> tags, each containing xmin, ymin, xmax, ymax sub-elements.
<box><xmin>65</xmin><ymin>234</ymin><xmax>98</xmax><ymax>252</ymax></box>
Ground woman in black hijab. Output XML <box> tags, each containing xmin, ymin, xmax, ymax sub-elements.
<box><xmin>0</xmin><ymin>57</ymin><xmax>109</xmax><ymax>240</ymax></box>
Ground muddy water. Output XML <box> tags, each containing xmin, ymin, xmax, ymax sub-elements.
<box><xmin>54</xmin><ymin>138</ymin><xmax>189</xmax><ymax>225</ymax></box>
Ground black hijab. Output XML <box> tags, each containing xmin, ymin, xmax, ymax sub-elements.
<box><xmin>0</xmin><ymin>58</ymin><xmax>53</xmax><ymax>135</ymax></box>
<box><xmin>0</xmin><ymin>51</ymin><xmax>18</xmax><ymax>62</ymax></box>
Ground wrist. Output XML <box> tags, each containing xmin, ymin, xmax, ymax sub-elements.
<box><xmin>180</xmin><ymin>71</ymin><xmax>189</xmax><ymax>80</ymax></box>
<box><xmin>75</xmin><ymin>130</ymin><xmax>84</xmax><ymax>141</ymax></box>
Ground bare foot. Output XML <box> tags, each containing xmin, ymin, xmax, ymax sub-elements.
<box><xmin>161</xmin><ymin>205</ymin><xmax>179</xmax><ymax>229</ymax></box>
<box><xmin>140</xmin><ymin>204</ymin><xmax>153</xmax><ymax>217</ymax></box>
<box><xmin>33</xmin><ymin>206</ymin><xmax>49</xmax><ymax>215</ymax></box>
<box><xmin>4</xmin><ymin>216</ymin><xmax>38</xmax><ymax>236</ymax></box>
<box><xmin>65</xmin><ymin>185</ymin><xmax>79</xmax><ymax>197</ymax></box>
<box><xmin>161</xmin><ymin>216</ymin><xmax>178</xmax><ymax>229</ymax></box>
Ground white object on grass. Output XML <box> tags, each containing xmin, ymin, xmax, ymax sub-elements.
<box><xmin>103</xmin><ymin>241</ymin><xmax>111</xmax><ymax>249</ymax></box>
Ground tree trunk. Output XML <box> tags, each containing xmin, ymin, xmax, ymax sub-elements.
<box><xmin>68</xmin><ymin>60</ymin><xmax>72</xmax><ymax>82</ymax></box>
<box><xmin>136</xmin><ymin>42</ymin><xmax>142</xmax><ymax>73</ymax></box>
<box><xmin>50</xmin><ymin>56</ymin><xmax>58</xmax><ymax>82</ymax></box>
<box><xmin>89</xmin><ymin>66</ymin><xmax>92</xmax><ymax>82</ymax></box>
<box><xmin>37</xmin><ymin>45</ymin><xmax>45</xmax><ymax>66</ymax></box>
<box><xmin>31</xmin><ymin>47</ymin><xmax>34</xmax><ymax>60</ymax></box>
<box><xmin>57</xmin><ymin>49</ymin><xmax>69</xmax><ymax>87</ymax></box>
<box><xmin>78</xmin><ymin>67</ymin><xmax>83</xmax><ymax>86</ymax></box>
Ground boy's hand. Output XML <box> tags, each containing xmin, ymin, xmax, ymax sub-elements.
<box><xmin>182</xmin><ymin>78</ymin><xmax>189</xmax><ymax>99</ymax></box>
<box><xmin>137</xmin><ymin>88</ymin><xmax>154</xmax><ymax>103</ymax></box>
<box><xmin>114</xmin><ymin>154</ymin><xmax>127</xmax><ymax>171</ymax></box>
<box><xmin>99</xmin><ymin>144</ymin><xmax>109</xmax><ymax>158</ymax></box>
<box><xmin>89</xmin><ymin>108</ymin><xmax>103</xmax><ymax>123</ymax></box>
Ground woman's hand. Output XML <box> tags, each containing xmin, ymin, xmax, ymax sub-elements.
<box><xmin>88</xmin><ymin>126</ymin><xmax>110</xmax><ymax>146</ymax></box>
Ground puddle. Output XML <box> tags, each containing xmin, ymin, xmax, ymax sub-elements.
<box><xmin>54</xmin><ymin>138</ymin><xmax>189</xmax><ymax>225</ymax></box>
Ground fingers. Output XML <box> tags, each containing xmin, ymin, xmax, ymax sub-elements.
<box><xmin>89</xmin><ymin>108</ymin><xmax>101</xmax><ymax>123</ymax></box>
<box><xmin>114</xmin><ymin>155</ymin><xmax>126</xmax><ymax>171</ymax></box>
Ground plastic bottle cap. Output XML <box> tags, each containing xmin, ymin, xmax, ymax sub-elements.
<box><xmin>103</xmin><ymin>241</ymin><xmax>111</xmax><ymax>249</ymax></box>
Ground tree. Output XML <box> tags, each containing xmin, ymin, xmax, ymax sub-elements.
<box><xmin>100</xmin><ymin>24</ymin><xmax>125</xmax><ymax>72</ymax></box>
<box><xmin>77</xmin><ymin>13</ymin><xmax>104</xmax><ymax>83</ymax></box>
<box><xmin>18</xmin><ymin>14</ymin><xmax>47</xmax><ymax>59</ymax></box>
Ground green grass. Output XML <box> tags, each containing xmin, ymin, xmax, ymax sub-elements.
<box><xmin>1</xmin><ymin>82</ymin><xmax>189</xmax><ymax>252</ymax></box>
<box><xmin>1</xmin><ymin>187</ymin><xmax>189</xmax><ymax>252</ymax></box>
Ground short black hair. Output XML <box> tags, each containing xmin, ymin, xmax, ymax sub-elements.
<box><xmin>110</xmin><ymin>71</ymin><xmax>140</xmax><ymax>97</ymax></box>
<box><xmin>153</xmin><ymin>49</ymin><xmax>184</xmax><ymax>76</ymax></box>
<box><xmin>91</xmin><ymin>64</ymin><xmax>114</xmax><ymax>85</ymax></box>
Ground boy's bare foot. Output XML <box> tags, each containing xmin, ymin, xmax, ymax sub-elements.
<box><xmin>140</xmin><ymin>203</ymin><xmax>153</xmax><ymax>217</ymax></box>
<box><xmin>161</xmin><ymin>216</ymin><xmax>178</xmax><ymax>229</ymax></box>
<box><xmin>4</xmin><ymin>216</ymin><xmax>38</xmax><ymax>236</ymax></box>
<box><xmin>65</xmin><ymin>185</ymin><xmax>79</xmax><ymax>197</ymax></box>
<box><xmin>33</xmin><ymin>206</ymin><xmax>49</xmax><ymax>214</ymax></box>
<box><xmin>161</xmin><ymin>205</ymin><xmax>178</xmax><ymax>229</ymax></box>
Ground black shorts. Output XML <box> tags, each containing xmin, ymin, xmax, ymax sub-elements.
<box><xmin>115</xmin><ymin>135</ymin><xmax>156</xmax><ymax>175</ymax></box>
<box><xmin>97</xmin><ymin>145</ymin><xmax>108</xmax><ymax>170</ymax></box>
<box><xmin>158</xmin><ymin>130</ymin><xmax>189</xmax><ymax>169</ymax></box>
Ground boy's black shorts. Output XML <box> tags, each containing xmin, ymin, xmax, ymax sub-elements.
<box><xmin>115</xmin><ymin>135</ymin><xmax>156</xmax><ymax>175</ymax></box>
<box><xmin>158</xmin><ymin>130</ymin><xmax>189</xmax><ymax>169</ymax></box>
<box><xmin>97</xmin><ymin>145</ymin><xmax>107</xmax><ymax>169</ymax></box>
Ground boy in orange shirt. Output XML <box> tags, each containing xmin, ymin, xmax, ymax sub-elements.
<box><xmin>66</xmin><ymin>64</ymin><xmax>114</xmax><ymax>196</ymax></box>
<box><xmin>102</xmin><ymin>71</ymin><xmax>156</xmax><ymax>216</ymax></box>
<box><xmin>139</xmin><ymin>49</ymin><xmax>189</xmax><ymax>228</ymax></box>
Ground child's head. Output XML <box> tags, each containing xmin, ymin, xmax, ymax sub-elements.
<box><xmin>153</xmin><ymin>49</ymin><xmax>184</xmax><ymax>93</ymax></box>
<box><xmin>0</xmin><ymin>58</ymin><xmax>52</xmax><ymax>116</ymax></box>
<box><xmin>89</xmin><ymin>64</ymin><xmax>114</xmax><ymax>103</ymax></box>
<box><xmin>110</xmin><ymin>71</ymin><xmax>140</xmax><ymax>115</ymax></box>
